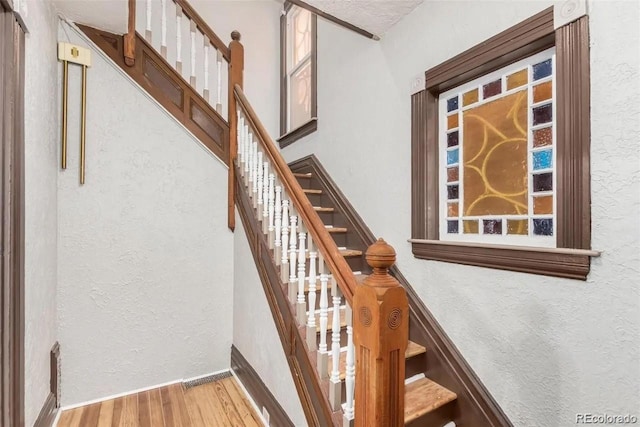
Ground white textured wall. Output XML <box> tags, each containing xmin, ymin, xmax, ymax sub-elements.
<box><xmin>233</xmin><ymin>215</ymin><xmax>307</xmax><ymax>426</ymax></box>
<box><xmin>282</xmin><ymin>1</ymin><xmax>640</xmax><ymax>425</ymax></box>
<box><xmin>24</xmin><ymin>1</ymin><xmax>60</xmax><ymax>425</ymax></box>
<box><xmin>57</xmin><ymin>22</ymin><xmax>234</xmax><ymax>405</ymax></box>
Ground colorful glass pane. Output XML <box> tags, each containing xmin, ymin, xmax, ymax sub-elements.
<box><xmin>483</xmin><ymin>219</ymin><xmax>502</xmax><ymax>235</ymax></box>
<box><xmin>533</xmin><ymin>218</ymin><xmax>553</xmax><ymax>236</ymax></box>
<box><xmin>447</xmin><ymin>96</ymin><xmax>459</xmax><ymax>112</ymax></box>
<box><xmin>506</xmin><ymin>69</ymin><xmax>528</xmax><ymax>90</ymax></box>
<box><xmin>463</xmin><ymin>89</ymin><xmax>479</xmax><ymax>106</ymax></box>
<box><xmin>447</xmin><ymin>185</ymin><xmax>459</xmax><ymax>200</ymax></box>
<box><xmin>533</xmin><ymin>173</ymin><xmax>553</xmax><ymax>192</ymax></box>
<box><xmin>447</xmin><ymin>167</ymin><xmax>459</xmax><ymax>182</ymax></box>
<box><xmin>533</xmin><ymin>195</ymin><xmax>553</xmax><ymax>214</ymax></box>
<box><xmin>447</xmin><ymin>131</ymin><xmax>459</xmax><ymax>147</ymax></box>
<box><xmin>447</xmin><ymin>148</ymin><xmax>459</xmax><ymax>165</ymax></box>
<box><xmin>447</xmin><ymin>202</ymin><xmax>459</xmax><ymax>217</ymax></box>
<box><xmin>533</xmin><ymin>104</ymin><xmax>553</xmax><ymax>125</ymax></box>
<box><xmin>533</xmin><ymin>59</ymin><xmax>552</xmax><ymax>80</ymax></box>
<box><xmin>533</xmin><ymin>127</ymin><xmax>553</xmax><ymax>147</ymax></box>
<box><xmin>463</xmin><ymin>220</ymin><xmax>479</xmax><ymax>234</ymax></box>
<box><xmin>447</xmin><ymin>114</ymin><xmax>459</xmax><ymax>130</ymax></box>
<box><xmin>533</xmin><ymin>81</ymin><xmax>552</xmax><ymax>103</ymax></box>
<box><xmin>447</xmin><ymin>220</ymin><xmax>459</xmax><ymax>234</ymax></box>
<box><xmin>507</xmin><ymin>219</ymin><xmax>528</xmax><ymax>235</ymax></box>
<box><xmin>463</xmin><ymin>91</ymin><xmax>528</xmax><ymax>216</ymax></box>
<box><xmin>533</xmin><ymin>150</ymin><xmax>553</xmax><ymax>170</ymax></box>
<box><xmin>482</xmin><ymin>80</ymin><xmax>502</xmax><ymax>99</ymax></box>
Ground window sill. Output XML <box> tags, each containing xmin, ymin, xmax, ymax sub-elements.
<box><xmin>408</xmin><ymin>239</ymin><xmax>601</xmax><ymax>281</ymax></box>
<box><xmin>278</xmin><ymin>118</ymin><xmax>318</xmax><ymax>148</ymax></box>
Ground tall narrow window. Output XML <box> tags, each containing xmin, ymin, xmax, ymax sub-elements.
<box><xmin>279</xmin><ymin>4</ymin><xmax>317</xmax><ymax>148</ymax></box>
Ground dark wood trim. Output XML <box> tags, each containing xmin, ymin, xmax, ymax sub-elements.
<box><xmin>413</xmin><ymin>6</ymin><xmax>592</xmax><ymax>279</ymax></box>
<box><xmin>33</xmin><ymin>393</ymin><xmax>57</xmax><ymax>427</ymax></box>
<box><xmin>78</xmin><ymin>25</ymin><xmax>230</xmax><ymax>165</ymax></box>
<box><xmin>555</xmin><ymin>16</ymin><xmax>591</xmax><ymax>250</ymax></box>
<box><xmin>280</xmin><ymin>4</ymin><xmax>318</xmax><ymax>143</ymax></box>
<box><xmin>234</xmin><ymin>164</ymin><xmax>335</xmax><ymax>427</ymax></box>
<box><xmin>287</xmin><ymin>0</ymin><xmax>379</xmax><ymax>40</ymax></box>
<box><xmin>278</xmin><ymin>117</ymin><xmax>317</xmax><ymax>148</ymax></box>
<box><xmin>230</xmin><ymin>345</ymin><xmax>295</xmax><ymax>427</ymax></box>
<box><xmin>1</xmin><ymin>7</ymin><xmax>25</xmax><ymax>427</ymax></box>
<box><xmin>425</xmin><ymin>7</ymin><xmax>555</xmax><ymax>93</ymax></box>
<box><xmin>289</xmin><ymin>155</ymin><xmax>513</xmax><ymax>426</ymax></box>
<box><xmin>50</xmin><ymin>342</ymin><xmax>60</xmax><ymax>407</ymax></box>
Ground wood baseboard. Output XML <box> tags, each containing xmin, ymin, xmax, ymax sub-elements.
<box><xmin>33</xmin><ymin>393</ymin><xmax>57</xmax><ymax>427</ymax></box>
<box><xmin>230</xmin><ymin>345</ymin><xmax>294</xmax><ymax>427</ymax></box>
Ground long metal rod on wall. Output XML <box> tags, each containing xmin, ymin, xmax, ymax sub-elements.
<box><xmin>58</xmin><ymin>42</ymin><xmax>92</xmax><ymax>184</ymax></box>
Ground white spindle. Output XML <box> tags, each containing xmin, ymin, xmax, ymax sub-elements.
<box><xmin>344</xmin><ymin>305</ymin><xmax>355</xmax><ymax>421</ymax></box>
<box><xmin>316</xmin><ymin>271</ymin><xmax>330</xmax><ymax>379</ymax></box>
<box><xmin>160</xmin><ymin>0</ymin><xmax>167</xmax><ymax>57</ymax></box>
<box><xmin>281</xmin><ymin>201</ymin><xmax>290</xmax><ymax>283</ymax></box>
<box><xmin>190</xmin><ymin>20</ymin><xmax>197</xmax><ymax>87</ymax></box>
<box><xmin>256</xmin><ymin>152</ymin><xmax>264</xmax><ymax>209</ymax></box>
<box><xmin>296</xmin><ymin>231</ymin><xmax>307</xmax><ymax>324</ymax></box>
<box><xmin>329</xmin><ymin>278</ymin><xmax>343</xmax><ymax>409</ymax></box>
<box><xmin>306</xmin><ymin>247</ymin><xmax>318</xmax><ymax>350</ymax></box>
<box><xmin>243</xmin><ymin>126</ymin><xmax>250</xmax><ymax>173</ymax></box>
<box><xmin>216</xmin><ymin>50</ymin><xmax>223</xmax><ymax>113</ymax></box>
<box><xmin>251</xmin><ymin>146</ymin><xmax>260</xmax><ymax>207</ymax></box>
<box><xmin>268</xmin><ymin>179</ymin><xmax>276</xmax><ymax>246</ymax></box>
<box><xmin>267</xmin><ymin>175</ymin><xmax>275</xmax><ymax>245</ymax></box>
<box><xmin>289</xmin><ymin>215</ymin><xmax>298</xmax><ymax>291</ymax></box>
<box><xmin>262</xmin><ymin>164</ymin><xmax>270</xmax><ymax>234</ymax></box>
<box><xmin>145</xmin><ymin>0</ymin><xmax>152</xmax><ymax>42</ymax></box>
<box><xmin>274</xmin><ymin>186</ymin><xmax>282</xmax><ymax>263</ymax></box>
<box><xmin>237</xmin><ymin>115</ymin><xmax>244</xmax><ymax>160</ymax></box>
<box><xmin>176</xmin><ymin>6</ymin><xmax>182</xmax><ymax>73</ymax></box>
<box><xmin>203</xmin><ymin>37</ymin><xmax>210</xmax><ymax>101</ymax></box>
<box><xmin>244</xmin><ymin>132</ymin><xmax>252</xmax><ymax>186</ymax></box>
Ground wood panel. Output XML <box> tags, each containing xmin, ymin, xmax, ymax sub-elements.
<box><xmin>78</xmin><ymin>25</ymin><xmax>230</xmax><ymax>165</ymax></box>
<box><xmin>289</xmin><ymin>155</ymin><xmax>514</xmax><ymax>426</ymax></box>
<box><xmin>57</xmin><ymin>377</ymin><xmax>261</xmax><ymax>427</ymax></box>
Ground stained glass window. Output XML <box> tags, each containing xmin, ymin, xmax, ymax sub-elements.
<box><xmin>439</xmin><ymin>49</ymin><xmax>556</xmax><ymax>246</ymax></box>
<box><xmin>286</xmin><ymin>7</ymin><xmax>313</xmax><ymax>131</ymax></box>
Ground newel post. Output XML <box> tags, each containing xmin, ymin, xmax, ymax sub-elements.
<box><xmin>123</xmin><ymin>0</ymin><xmax>136</xmax><ymax>66</ymax></box>
<box><xmin>353</xmin><ymin>239</ymin><xmax>408</xmax><ymax>427</ymax></box>
<box><xmin>227</xmin><ymin>30</ymin><xmax>244</xmax><ymax>231</ymax></box>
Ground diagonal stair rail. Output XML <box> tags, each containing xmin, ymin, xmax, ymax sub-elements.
<box><xmin>234</xmin><ymin>84</ymin><xmax>409</xmax><ymax>426</ymax></box>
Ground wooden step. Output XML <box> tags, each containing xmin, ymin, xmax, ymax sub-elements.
<box><xmin>314</xmin><ymin>206</ymin><xmax>334</xmax><ymax>212</ymax></box>
<box><xmin>325</xmin><ymin>226</ymin><xmax>347</xmax><ymax>233</ymax></box>
<box><xmin>293</xmin><ymin>172</ymin><xmax>312</xmax><ymax>179</ymax></box>
<box><xmin>404</xmin><ymin>378</ymin><xmax>457</xmax><ymax>424</ymax></box>
<box><xmin>327</xmin><ymin>341</ymin><xmax>426</xmax><ymax>380</ymax></box>
<box><xmin>303</xmin><ymin>188</ymin><xmax>322</xmax><ymax>195</ymax></box>
<box><xmin>314</xmin><ymin>307</ymin><xmax>347</xmax><ymax>333</ymax></box>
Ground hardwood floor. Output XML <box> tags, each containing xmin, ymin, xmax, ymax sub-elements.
<box><xmin>57</xmin><ymin>376</ymin><xmax>263</xmax><ymax>427</ymax></box>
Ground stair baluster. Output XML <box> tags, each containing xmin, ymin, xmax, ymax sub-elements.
<box><xmin>203</xmin><ymin>37</ymin><xmax>210</xmax><ymax>101</ymax></box>
<box><xmin>306</xmin><ymin>245</ymin><xmax>317</xmax><ymax>351</ymax></box>
<box><xmin>288</xmin><ymin>215</ymin><xmax>298</xmax><ymax>303</ymax></box>
<box><xmin>243</xmin><ymin>131</ymin><xmax>251</xmax><ymax>186</ymax></box>
<box><xmin>268</xmin><ymin>175</ymin><xmax>275</xmax><ymax>248</ymax></box>
<box><xmin>160</xmin><ymin>0</ymin><xmax>167</xmax><ymax>58</ymax></box>
<box><xmin>296</xmin><ymin>231</ymin><xmax>307</xmax><ymax>324</ymax></box>
<box><xmin>236</xmin><ymin>115</ymin><xmax>243</xmax><ymax>162</ymax></box>
<box><xmin>261</xmin><ymin>162</ymin><xmax>269</xmax><ymax>233</ymax></box>
<box><xmin>280</xmin><ymin>200</ymin><xmax>290</xmax><ymax>283</ymax></box>
<box><xmin>344</xmin><ymin>304</ymin><xmax>355</xmax><ymax>426</ymax></box>
<box><xmin>317</xmin><ymin>272</ymin><xmax>329</xmax><ymax>379</ymax></box>
<box><xmin>176</xmin><ymin>5</ymin><xmax>182</xmax><ymax>73</ymax></box>
<box><xmin>189</xmin><ymin>20</ymin><xmax>197</xmax><ymax>86</ymax></box>
<box><xmin>256</xmin><ymin>152</ymin><xmax>263</xmax><ymax>210</ymax></box>
<box><xmin>329</xmin><ymin>277</ymin><xmax>343</xmax><ymax>410</ymax></box>
<box><xmin>216</xmin><ymin>49</ymin><xmax>223</xmax><ymax>113</ymax></box>
<box><xmin>274</xmin><ymin>186</ymin><xmax>282</xmax><ymax>263</ymax></box>
<box><xmin>145</xmin><ymin>0</ymin><xmax>152</xmax><ymax>42</ymax></box>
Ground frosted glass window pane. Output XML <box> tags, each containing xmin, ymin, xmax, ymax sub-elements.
<box><xmin>289</xmin><ymin>61</ymin><xmax>312</xmax><ymax>130</ymax></box>
<box><xmin>293</xmin><ymin>9</ymin><xmax>311</xmax><ymax>67</ymax></box>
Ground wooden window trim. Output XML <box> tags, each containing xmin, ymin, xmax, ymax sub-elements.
<box><xmin>411</xmin><ymin>7</ymin><xmax>593</xmax><ymax>280</ymax></box>
<box><xmin>279</xmin><ymin>1</ymin><xmax>318</xmax><ymax>148</ymax></box>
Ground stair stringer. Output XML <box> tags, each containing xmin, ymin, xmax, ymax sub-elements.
<box><xmin>289</xmin><ymin>154</ymin><xmax>514</xmax><ymax>427</ymax></box>
<box><xmin>234</xmin><ymin>164</ymin><xmax>339</xmax><ymax>427</ymax></box>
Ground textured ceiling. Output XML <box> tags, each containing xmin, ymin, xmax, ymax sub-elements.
<box><xmin>304</xmin><ymin>0</ymin><xmax>423</xmax><ymax>36</ymax></box>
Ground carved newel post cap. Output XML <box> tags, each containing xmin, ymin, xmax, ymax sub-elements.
<box><xmin>231</xmin><ymin>30</ymin><xmax>241</xmax><ymax>41</ymax></box>
<box><xmin>365</xmin><ymin>238</ymin><xmax>396</xmax><ymax>270</ymax></box>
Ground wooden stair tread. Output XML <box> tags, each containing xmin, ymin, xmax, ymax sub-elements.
<box><xmin>293</xmin><ymin>172</ymin><xmax>312</xmax><ymax>178</ymax></box>
<box><xmin>327</xmin><ymin>341</ymin><xmax>426</xmax><ymax>381</ymax></box>
<box><xmin>404</xmin><ymin>378</ymin><xmax>457</xmax><ymax>424</ymax></box>
<box><xmin>314</xmin><ymin>206</ymin><xmax>334</xmax><ymax>212</ymax></box>
<box><xmin>325</xmin><ymin>227</ymin><xmax>347</xmax><ymax>233</ymax></box>
<box><xmin>303</xmin><ymin>188</ymin><xmax>322</xmax><ymax>194</ymax></box>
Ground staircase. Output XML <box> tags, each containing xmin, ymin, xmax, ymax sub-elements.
<box><xmin>291</xmin><ymin>171</ymin><xmax>458</xmax><ymax>426</ymax></box>
<box><xmin>72</xmin><ymin>0</ymin><xmax>513</xmax><ymax>424</ymax></box>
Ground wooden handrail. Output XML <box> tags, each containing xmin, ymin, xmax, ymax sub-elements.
<box><xmin>123</xmin><ymin>0</ymin><xmax>135</xmax><ymax>66</ymax></box>
<box><xmin>227</xmin><ymin>32</ymin><xmax>244</xmax><ymax>231</ymax></box>
<box><xmin>173</xmin><ymin>0</ymin><xmax>230</xmax><ymax>62</ymax></box>
<box><xmin>234</xmin><ymin>84</ymin><xmax>359</xmax><ymax>305</ymax></box>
